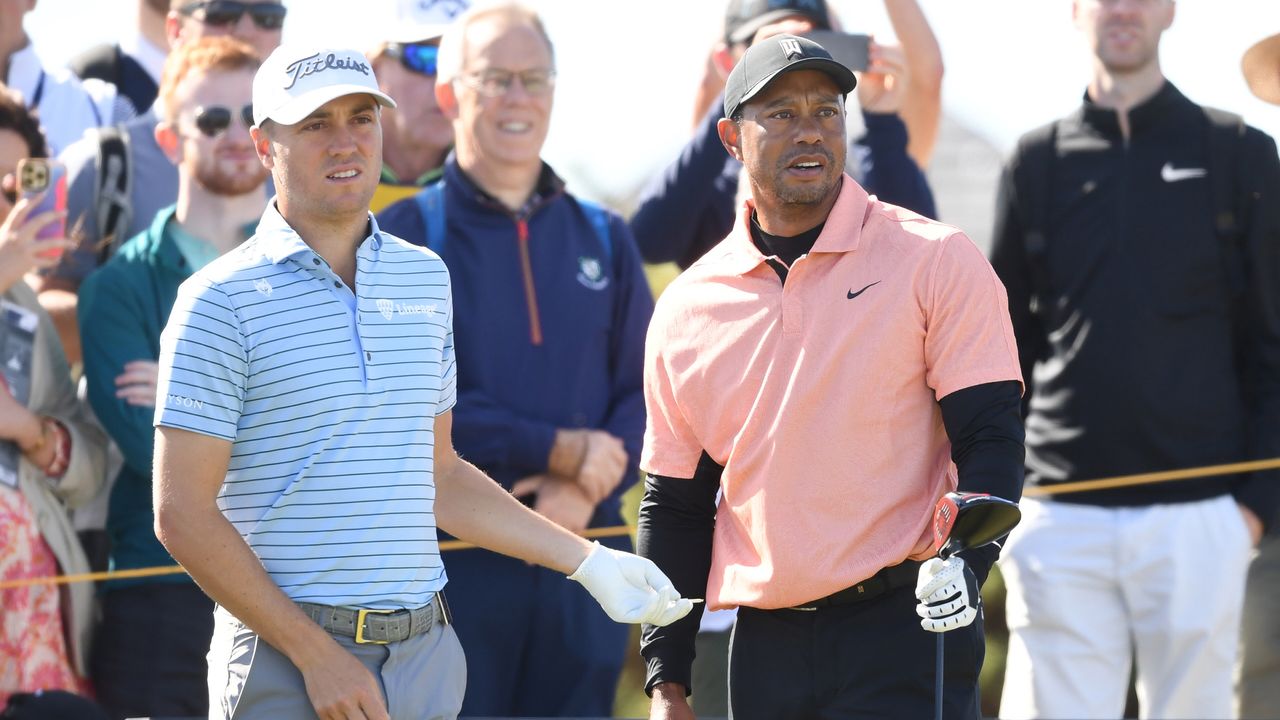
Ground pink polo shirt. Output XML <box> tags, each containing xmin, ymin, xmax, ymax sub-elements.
<box><xmin>641</xmin><ymin>177</ymin><xmax>1022</xmax><ymax>610</ymax></box>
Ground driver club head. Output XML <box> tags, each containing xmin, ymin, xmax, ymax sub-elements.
<box><xmin>933</xmin><ymin>492</ymin><xmax>1022</xmax><ymax>559</ymax></box>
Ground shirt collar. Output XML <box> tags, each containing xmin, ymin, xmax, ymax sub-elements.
<box><xmin>148</xmin><ymin>205</ymin><xmax>187</xmax><ymax>271</ymax></box>
<box><xmin>719</xmin><ymin>175</ymin><xmax>870</xmax><ymax>275</ymax></box>
<box><xmin>168</xmin><ymin>215</ymin><xmax>220</xmax><ymax>272</ymax></box>
<box><xmin>255</xmin><ymin>200</ymin><xmax>386</xmax><ymax>265</ymax></box>
<box><xmin>443</xmin><ymin>155</ymin><xmax>567</xmax><ymax>217</ymax></box>
<box><xmin>1080</xmin><ymin>80</ymin><xmax>1182</xmax><ymax>137</ymax></box>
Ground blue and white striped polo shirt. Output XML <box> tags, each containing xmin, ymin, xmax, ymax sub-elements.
<box><xmin>154</xmin><ymin>203</ymin><xmax>455</xmax><ymax>609</ymax></box>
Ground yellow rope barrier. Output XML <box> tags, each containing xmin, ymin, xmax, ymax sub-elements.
<box><xmin>1021</xmin><ymin>457</ymin><xmax>1280</xmax><ymax>497</ymax></box>
<box><xmin>0</xmin><ymin>525</ymin><xmax>636</xmax><ymax>591</ymax></box>
<box><xmin>4</xmin><ymin>457</ymin><xmax>1274</xmax><ymax>591</ymax></box>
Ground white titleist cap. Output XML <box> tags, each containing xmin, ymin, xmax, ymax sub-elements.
<box><xmin>388</xmin><ymin>0</ymin><xmax>470</xmax><ymax>44</ymax></box>
<box><xmin>253</xmin><ymin>45</ymin><xmax>396</xmax><ymax>127</ymax></box>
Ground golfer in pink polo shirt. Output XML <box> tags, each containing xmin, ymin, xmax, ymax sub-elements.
<box><xmin>637</xmin><ymin>34</ymin><xmax>1025</xmax><ymax>720</ymax></box>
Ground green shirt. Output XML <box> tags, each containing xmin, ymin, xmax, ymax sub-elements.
<box><xmin>78</xmin><ymin>206</ymin><xmax>226</xmax><ymax>586</ymax></box>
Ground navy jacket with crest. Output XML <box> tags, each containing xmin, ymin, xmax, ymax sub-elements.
<box><xmin>377</xmin><ymin>157</ymin><xmax>653</xmax><ymax>527</ymax></box>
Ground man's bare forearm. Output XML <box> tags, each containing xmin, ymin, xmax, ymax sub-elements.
<box><xmin>35</xmin><ymin>286</ymin><xmax>82</xmax><ymax>367</ymax></box>
<box><xmin>435</xmin><ymin>453</ymin><xmax>591</xmax><ymax>575</ymax></box>
<box><xmin>884</xmin><ymin>0</ymin><xmax>944</xmax><ymax>166</ymax></box>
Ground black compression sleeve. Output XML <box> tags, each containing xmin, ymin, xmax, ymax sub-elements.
<box><xmin>938</xmin><ymin>380</ymin><xmax>1026</xmax><ymax>583</ymax></box>
<box><xmin>636</xmin><ymin>453</ymin><xmax>721</xmax><ymax>696</ymax></box>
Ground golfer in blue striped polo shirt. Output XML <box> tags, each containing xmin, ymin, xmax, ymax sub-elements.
<box><xmin>151</xmin><ymin>43</ymin><xmax>692</xmax><ymax>720</ymax></box>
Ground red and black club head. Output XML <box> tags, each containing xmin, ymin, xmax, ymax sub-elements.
<box><xmin>932</xmin><ymin>492</ymin><xmax>1022</xmax><ymax>559</ymax></box>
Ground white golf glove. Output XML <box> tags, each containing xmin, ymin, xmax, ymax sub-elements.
<box><xmin>915</xmin><ymin>556</ymin><xmax>980</xmax><ymax>632</ymax></box>
<box><xmin>567</xmin><ymin>542</ymin><xmax>693</xmax><ymax>626</ymax></box>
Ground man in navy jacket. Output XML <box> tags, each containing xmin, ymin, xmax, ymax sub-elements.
<box><xmin>376</xmin><ymin>3</ymin><xmax>652</xmax><ymax>717</ymax></box>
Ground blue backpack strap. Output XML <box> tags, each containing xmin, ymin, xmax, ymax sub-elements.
<box><xmin>413</xmin><ymin>181</ymin><xmax>447</xmax><ymax>253</ymax></box>
<box><xmin>578</xmin><ymin>199</ymin><xmax>613</xmax><ymax>266</ymax></box>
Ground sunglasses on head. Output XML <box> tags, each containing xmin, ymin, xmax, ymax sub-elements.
<box><xmin>194</xmin><ymin>104</ymin><xmax>255</xmax><ymax>138</ymax></box>
<box><xmin>386</xmin><ymin>42</ymin><xmax>439</xmax><ymax>77</ymax></box>
<box><xmin>179</xmin><ymin>1</ymin><xmax>287</xmax><ymax>31</ymax></box>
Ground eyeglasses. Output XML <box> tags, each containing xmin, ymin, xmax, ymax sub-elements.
<box><xmin>179</xmin><ymin>1</ymin><xmax>288</xmax><ymax>31</ymax></box>
<box><xmin>193</xmin><ymin>104</ymin><xmax>255</xmax><ymax>137</ymax></box>
<box><xmin>458</xmin><ymin>68</ymin><xmax>556</xmax><ymax>98</ymax></box>
<box><xmin>386</xmin><ymin>42</ymin><xmax>439</xmax><ymax>77</ymax></box>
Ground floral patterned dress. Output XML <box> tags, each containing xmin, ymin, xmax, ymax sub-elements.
<box><xmin>0</xmin><ymin>483</ymin><xmax>85</xmax><ymax>705</ymax></box>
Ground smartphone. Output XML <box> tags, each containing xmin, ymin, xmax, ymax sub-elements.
<box><xmin>803</xmin><ymin>30</ymin><xmax>870</xmax><ymax>73</ymax></box>
<box><xmin>16</xmin><ymin>157</ymin><xmax>67</xmax><ymax>243</ymax></box>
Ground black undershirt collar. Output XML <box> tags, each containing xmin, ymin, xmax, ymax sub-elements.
<box><xmin>749</xmin><ymin>211</ymin><xmax>825</xmax><ymax>283</ymax></box>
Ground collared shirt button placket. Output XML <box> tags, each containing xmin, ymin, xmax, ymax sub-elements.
<box><xmin>774</xmin><ymin>256</ymin><xmax>809</xmax><ymax>335</ymax></box>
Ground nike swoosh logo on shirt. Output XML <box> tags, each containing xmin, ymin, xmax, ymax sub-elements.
<box><xmin>847</xmin><ymin>281</ymin><xmax>881</xmax><ymax>299</ymax></box>
<box><xmin>1161</xmin><ymin>162</ymin><xmax>1206</xmax><ymax>183</ymax></box>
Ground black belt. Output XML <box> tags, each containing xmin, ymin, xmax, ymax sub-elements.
<box><xmin>788</xmin><ymin>560</ymin><xmax>921</xmax><ymax>610</ymax></box>
<box><xmin>297</xmin><ymin>593</ymin><xmax>448</xmax><ymax>644</ymax></box>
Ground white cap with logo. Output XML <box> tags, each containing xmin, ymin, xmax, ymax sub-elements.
<box><xmin>253</xmin><ymin>45</ymin><xmax>397</xmax><ymax>127</ymax></box>
<box><xmin>388</xmin><ymin>0</ymin><xmax>470</xmax><ymax>44</ymax></box>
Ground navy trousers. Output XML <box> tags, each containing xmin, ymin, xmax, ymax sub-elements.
<box><xmin>90</xmin><ymin>582</ymin><xmax>215</xmax><ymax>720</ymax></box>
<box><xmin>728</xmin><ymin>584</ymin><xmax>984</xmax><ymax>720</ymax></box>
<box><xmin>444</xmin><ymin>534</ymin><xmax>630</xmax><ymax>717</ymax></box>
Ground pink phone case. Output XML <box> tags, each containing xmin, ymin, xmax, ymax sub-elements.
<box><xmin>18</xmin><ymin>158</ymin><xmax>67</xmax><ymax>241</ymax></box>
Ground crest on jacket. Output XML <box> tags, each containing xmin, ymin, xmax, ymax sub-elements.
<box><xmin>576</xmin><ymin>256</ymin><xmax>608</xmax><ymax>291</ymax></box>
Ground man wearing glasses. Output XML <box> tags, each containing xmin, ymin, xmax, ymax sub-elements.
<box><xmin>368</xmin><ymin>0</ymin><xmax>468</xmax><ymax>213</ymax></box>
<box><xmin>377</xmin><ymin>3</ymin><xmax>656</xmax><ymax>716</ymax></box>
<box><xmin>77</xmin><ymin>37</ymin><xmax>268</xmax><ymax>720</ymax></box>
<box><xmin>35</xmin><ymin>0</ymin><xmax>286</xmax><ymax>367</ymax></box>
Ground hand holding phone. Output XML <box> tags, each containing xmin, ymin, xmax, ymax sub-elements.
<box><xmin>0</xmin><ymin>181</ymin><xmax>72</xmax><ymax>294</ymax></box>
<box><xmin>802</xmin><ymin>30</ymin><xmax>871</xmax><ymax>73</ymax></box>
<box><xmin>15</xmin><ymin>158</ymin><xmax>67</xmax><ymax>259</ymax></box>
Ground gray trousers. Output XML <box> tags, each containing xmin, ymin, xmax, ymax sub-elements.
<box><xmin>207</xmin><ymin>605</ymin><xmax>466</xmax><ymax>720</ymax></box>
<box><xmin>1238</xmin><ymin>534</ymin><xmax>1280</xmax><ymax>720</ymax></box>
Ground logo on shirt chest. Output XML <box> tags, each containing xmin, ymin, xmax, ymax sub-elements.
<box><xmin>576</xmin><ymin>256</ymin><xmax>609</xmax><ymax>291</ymax></box>
<box><xmin>846</xmin><ymin>280</ymin><xmax>881</xmax><ymax>300</ymax></box>
<box><xmin>377</xmin><ymin>298</ymin><xmax>438</xmax><ymax>320</ymax></box>
<box><xmin>254</xmin><ymin>278</ymin><xmax>274</xmax><ymax>297</ymax></box>
<box><xmin>1161</xmin><ymin>162</ymin><xmax>1206</xmax><ymax>183</ymax></box>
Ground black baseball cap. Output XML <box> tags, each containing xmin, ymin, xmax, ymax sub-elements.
<box><xmin>724</xmin><ymin>0</ymin><xmax>831</xmax><ymax>45</ymax></box>
<box><xmin>723</xmin><ymin>33</ymin><xmax>857</xmax><ymax>119</ymax></box>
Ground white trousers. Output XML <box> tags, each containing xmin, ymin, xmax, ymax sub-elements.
<box><xmin>998</xmin><ymin>495</ymin><xmax>1253</xmax><ymax>720</ymax></box>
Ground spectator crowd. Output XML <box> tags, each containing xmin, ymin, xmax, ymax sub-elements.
<box><xmin>0</xmin><ymin>0</ymin><xmax>1277</xmax><ymax>719</ymax></box>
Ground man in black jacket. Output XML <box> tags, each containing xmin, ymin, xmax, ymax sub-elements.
<box><xmin>990</xmin><ymin>1</ymin><xmax>1280</xmax><ymax>718</ymax></box>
